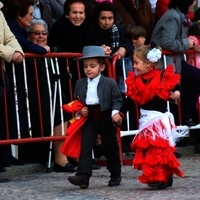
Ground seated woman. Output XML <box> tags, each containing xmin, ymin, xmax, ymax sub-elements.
<box><xmin>26</xmin><ymin>19</ymin><xmax>76</xmax><ymax>172</ymax></box>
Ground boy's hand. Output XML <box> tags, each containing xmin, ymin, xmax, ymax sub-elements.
<box><xmin>112</xmin><ymin>113</ymin><xmax>122</xmax><ymax>126</ymax></box>
<box><xmin>80</xmin><ymin>107</ymin><xmax>88</xmax><ymax>117</ymax></box>
<box><xmin>170</xmin><ymin>91</ymin><xmax>180</xmax><ymax>100</ymax></box>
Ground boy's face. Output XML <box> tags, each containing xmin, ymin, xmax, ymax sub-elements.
<box><xmin>83</xmin><ymin>58</ymin><xmax>105</xmax><ymax>79</ymax></box>
<box><xmin>133</xmin><ymin>36</ymin><xmax>146</xmax><ymax>49</ymax></box>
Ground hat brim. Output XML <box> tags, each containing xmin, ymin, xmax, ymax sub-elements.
<box><xmin>74</xmin><ymin>55</ymin><xmax>112</xmax><ymax>61</ymax></box>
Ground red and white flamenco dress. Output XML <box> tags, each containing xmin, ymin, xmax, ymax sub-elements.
<box><xmin>125</xmin><ymin>66</ymin><xmax>188</xmax><ymax>185</ymax></box>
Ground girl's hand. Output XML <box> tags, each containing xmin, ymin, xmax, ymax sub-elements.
<box><xmin>80</xmin><ymin>107</ymin><xmax>88</xmax><ymax>117</ymax></box>
<box><xmin>170</xmin><ymin>91</ymin><xmax>180</xmax><ymax>100</ymax></box>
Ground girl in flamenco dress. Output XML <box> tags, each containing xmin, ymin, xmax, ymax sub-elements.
<box><xmin>120</xmin><ymin>43</ymin><xmax>188</xmax><ymax>189</ymax></box>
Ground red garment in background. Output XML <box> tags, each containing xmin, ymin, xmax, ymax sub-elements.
<box><xmin>154</xmin><ymin>0</ymin><xmax>169</xmax><ymax>23</ymax></box>
<box><xmin>60</xmin><ymin>100</ymin><xmax>86</xmax><ymax>158</ymax></box>
<box><xmin>155</xmin><ymin>0</ymin><xmax>194</xmax><ymax>24</ymax></box>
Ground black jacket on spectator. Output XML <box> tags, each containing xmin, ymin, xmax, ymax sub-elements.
<box><xmin>91</xmin><ymin>22</ymin><xmax>133</xmax><ymax>57</ymax></box>
<box><xmin>6</xmin><ymin>18</ymin><xmax>47</xmax><ymax>54</ymax></box>
<box><xmin>48</xmin><ymin>15</ymin><xmax>94</xmax><ymax>52</ymax></box>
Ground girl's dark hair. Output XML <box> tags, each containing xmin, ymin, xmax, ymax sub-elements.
<box><xmin>64</xmin><ymin>0</ymin><xmax>87</xmax><ymax>15</ymax></box>
<box><xmin>93</xmin><ymin>1</ymin><xmax>117</xmax><ymax>24</ymax></box>
<box><xmin>188</xmin><ymin>22</ymin><xmax>200</xmax><ymax>36</ymax></box>
<box><xmin>168</xmin><ymin>0</ymin><xmax>194</xmax><ymax>13</ymax></box>
<box><xmin>125</xmin><ymin>24</ymin><xmax>147</xmax><ymax>40</ymax></box>
<box><xmin>4</xmin><ymin>0</ymin><xmax>34</xmax><ymax>18</ymax></box>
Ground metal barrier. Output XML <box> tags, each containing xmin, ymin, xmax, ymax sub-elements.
<box><xmin>1</xmin><ymin>49</ymin><xmax>200</xmax><ymax>166</ymax></box>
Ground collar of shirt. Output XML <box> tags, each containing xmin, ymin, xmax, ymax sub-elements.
<box><xmin>87</xmin><ymin>74</ymin><xmax>101</xmax><ymax>84</ymax></box>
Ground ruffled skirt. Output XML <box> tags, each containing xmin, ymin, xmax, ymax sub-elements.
<box><xmin>131</xmin><ymin>109</ymin><xmax>186</xmax><ymax>184</ymax></box>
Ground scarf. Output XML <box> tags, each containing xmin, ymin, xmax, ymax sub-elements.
<box><xmin>111</xmin><ymin>24</ymin><xmax>120</xmax><ymax>52</ymax></box>
<box><xmin>125</xmin><ymin>65</ymin><xmax>180</xmax><ymax>105</ymax></box>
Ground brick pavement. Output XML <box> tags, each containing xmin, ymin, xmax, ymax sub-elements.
<box><xmin>0</xmin><ymin>153</ymin><xmax>200</xmax><ymax>200</ymax></box>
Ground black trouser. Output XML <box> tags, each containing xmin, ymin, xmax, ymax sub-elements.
<box><xmin>76</xmin><ymin>117</ymin><xmax>121</xmax><ymax>177</ymax></box>
<box><xmin>180</xmin><ymin>61</ymin><xmax>200</xmax><ymax>121</ymax></box>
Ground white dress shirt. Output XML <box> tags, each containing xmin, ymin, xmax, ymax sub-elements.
<box><xmin>86</xmin><ymin>75</ymin><xmax>100</xmax><ymax>105</ymax></box>
<box><xmin>85</xmin><ymin>74</ymin><xmax>118</xmax><ymax>117</ymax></box>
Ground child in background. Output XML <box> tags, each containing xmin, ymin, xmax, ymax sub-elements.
<box><xmin>68</xmin><ymin>46</ymin><xmax>123</xmax><ymax>189</ymax></box>
<box><xmin>120</xmin><ymin>43</ymin><xmax>188</xmax><ymax>189</ymax></box>
<box><xmin>125</xmin><ymin>24</ymin><xmax>147</xmax><ymax>49</ymax></box>
<box><xmin>188</xmin><ymin>22</ymin><xmax>200</xmax><ymax>68</ymax></box>
<box><xmin>124</xmin><ymin>24</ymin><xmax>147</xmax><ymax>75</ymax></box>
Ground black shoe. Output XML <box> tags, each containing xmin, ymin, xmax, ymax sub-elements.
<box><xmin>148</xmin><ymin>182</ymin><xmax>161</xmax><ymax>188</ymax></box>
<box><xmin>167</xmin><ymin>177</ymin><xmax>173</xmax><ymax>187</ymax></box>
<box><xmin>68</xmin><ymin>174</ymin><xmax>89</xmax><ymax>189</ymax></box>
<box><xmin>183</xmin><ymin>119</ymin><xmax>197</xmax><ymax>126</ymax></box>
<box><xmin>92</xmin><ymin>159</ymin><xmax>101</xmax><ymax>170</ymax></box>
<box><xmin>158</xmin><ymin>177</ymin><xmax>173</xmax><ymax>189</ymax></box>
<box><xmin>53</xmin><ymin>163</ymin><xmax>76</xmax><ymax>172</ymax></box>
<box><xmin>148</xmin><ymin>177</ymin><xmax>173</xmax><ymax>189</ymax></box>
<box><xmin>108</xmin><ymin>175</ymin><xmax>121</xmax><ymax>187</ymax></box>
<box><xmin>174</xmin><ymin>152</ymin><xmax>182</xmax><ymax>158</ymax></box>
<box><xmin>157</xmin><ymin>182</ymin><xmax>168</xmax><ymax>189</ymax></box>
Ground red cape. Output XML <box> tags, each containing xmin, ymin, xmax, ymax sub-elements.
<box><xmin>60</xmin><ymin>100</ymin><xmax>86</xmax><ymax>158</ymax></box>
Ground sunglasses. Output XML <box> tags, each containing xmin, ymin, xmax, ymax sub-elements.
<box><xmin>29</xmin><ymin>31</ymin><xmax>48</xmax><ymax>36</ymax></box>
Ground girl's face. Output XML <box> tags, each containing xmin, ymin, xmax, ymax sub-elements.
<box><xmin>17</xmin><ymin>6</ymin><xmax>34</xmax><ymax>28</ymax></box>
<box><xmin>133</xmin><ymin>54</ymin><xmax>151</xmax><ymax>75</ymax></box>
<box><xmin>83</xmin><ymin>58</ymin><xmax>105</xmax><ymax>79</ymax></box>
<box><xmin>133</xmin><ymin>36</ymin><xmax>146</xmax><ymax>49</ymax></box>
<box><xmin>98</xmin><ymin>11</ymin><xmax>114</xmax><ymax>30</ymax></box>
<box><xmin>28</xmin><ymin>24</ymin><xmax>48</xmax><ymax>46</ymax></box>
<box><xmin>68</xmin><ymin>2</ymin><xmax>85</xmax><ymax>26</ymax></box>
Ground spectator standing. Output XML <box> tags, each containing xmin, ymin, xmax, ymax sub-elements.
<box><xmin>0</xmin><ymin>1</ymin><xmax>24</xmax><ymax>171</ymax></box>
<box><xmin>49</xmin><ymin>0</ymin><xmax>93</xmax><ymax>52</ymax></box>
<box><xmin>4</xmin><ymin>0</ymin><xmax>50</xmax><ymax>163</ymax></box>
<box><xmin>151</xmin><ymin>0</ymin><xmax>200</xmax><ymax>126</ymax></box>
<box><xmin>113</xmin><ymin>0</ymin><xmax>153</xmax><ymax>43</ymax></box>
<box><xmin>33</xmin><ymin>0</ymin><xmax>53</xmax><ymax>31</ymax></box>
<box><xmin>26</xmin><ymin>19</ymin><xmax>76</xmax><ymax>172</ymax></box>
<box><xmin>91</xmin><ymin>1</ymin><xmax>133</xmax><ymax>94</ymax></box>
<box><xmin>44</xmin><ymin>0</ymin><xmax>66</xmax><ymax>24</ymax></box>
<box><xmin>48</xmin><ymin>0</ymin><xmax>94</xmax><ymax>98</ymax></box>
<box><xmin>188</xmin><ymin>22</ymin><xmax>200</xmax><ymax>68</ymax></box>
<box><xmin>154</xmin><ymin>0</ymin><xmax>195</xmax><ymax>25</ymax></box>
